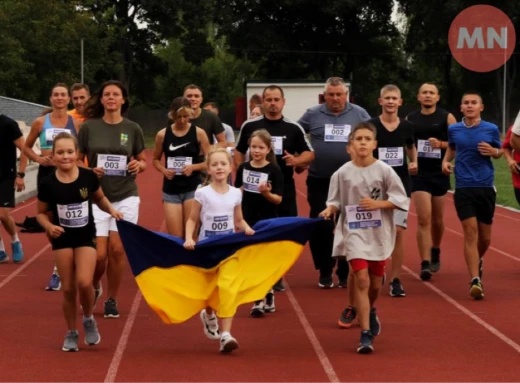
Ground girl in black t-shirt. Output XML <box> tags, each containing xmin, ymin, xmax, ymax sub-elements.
<box><xmin>235</xmin><ymin>129</ymin><xmax>284</xmax><ymax>317</ymax></box>
<box><xmin>37</xmin><ymin>132</ymin><xmax>123</xmax><ymax>352</ymax></box>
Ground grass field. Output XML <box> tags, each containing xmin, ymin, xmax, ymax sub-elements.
<box><xmin>490</xmin><ymin>158</ymin><xmax>518</xmax><ymax>209</ymax></box>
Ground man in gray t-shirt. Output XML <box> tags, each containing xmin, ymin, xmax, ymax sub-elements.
<box><xmin>298</xmin><ymin>77</ymin><xmax>370</xmax><ymax>288</ymax></box>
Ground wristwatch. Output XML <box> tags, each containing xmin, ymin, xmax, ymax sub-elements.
<box><xmin>17</xmin><ymin>172</ymin><xmax>25</xmax><ymax>179</ymax></box>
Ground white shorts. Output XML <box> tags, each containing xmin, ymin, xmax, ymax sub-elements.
<box><xmin>393</xmin><ymin>208</ymin><xmax>409</xmax><ymax>229</ymax></box>
<box><xmin>93</xmin><ymin>196</ymin><xmax>140</xmax><ymax>237</ymax></box>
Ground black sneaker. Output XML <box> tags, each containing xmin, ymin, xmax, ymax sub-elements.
<box><xmin>389</xmin><ymin>278</ymin><xmax>406</xmax><ymax>297</ymax></box>
<box><xmin>470</xmin><ymin>278</ymin><xmax>484</xmax><ymax>300</ymax></box>
<box><xmin>318</xmin><ymin>275</ymin><xmax>334</xmax><ymax>289</ymax></box>
<box><xmin>338</xmin><ymin>278</ymin><xmax>347</xmax><ymax>288</ymax></box>
<box><xmin>104</xmin><ymin>298</ymin><xmax>120</xmax><ymax>318</ymax></box>
<box><xmin>250</xmin><ymin>300</ymin><xmax>265</xmax><ymax>317</ymax></box>
<box><xmin>369</xmin><ymin>307</ymin><xmax>381</xmax><ymax>336</ymax></box>
<box><xmin>357</xmin><ymin>330</ymin><xmax>374</xmax><ymax>354</ymax></box>
<box><xmin>420</xmin><ymin>260</ymin><xmax>432</xmax><ymax>281</ymax></box>
<box><xmin>264</xmin><ymin>290</ymin><xmax>275</xmax><ymax>313</ymax></box>
<box><xmin>430</xmin><ymin>248</ymin><xmax>441</xmax><ymax>272</ymax></box>
<box><xmin>479</xmin><ymin>258</ymin><xmax>483</xmax><ymax>280</ymax></box>
<box><xmin>273</xmin><ymin>278</ymin><xmax>285</xmax><ymax>292</ymax></box>
<box><xmin>338</xmin><ymin>306</ymin><xmax>357</xmax><ymax>328</ymax></box>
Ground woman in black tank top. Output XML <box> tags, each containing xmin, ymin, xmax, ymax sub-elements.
<box><xmin>152</xmin><ymin>97</ymin><xmax>211</xmax><ymax>237</ymax></box>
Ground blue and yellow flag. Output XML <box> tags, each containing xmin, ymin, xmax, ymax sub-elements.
<box><xmin>116</xmin><ymin>217</ymin><xmax>325</xmax><ymax>324</ymax></box>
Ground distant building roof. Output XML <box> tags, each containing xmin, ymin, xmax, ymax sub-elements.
<box><xmin>0</xmin><ymin>96</ymin><xmax>47</xmax><ymax>125</ymax></box>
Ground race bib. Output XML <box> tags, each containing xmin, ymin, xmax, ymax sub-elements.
<box><xmin>203</xmin><ymin>214</ymin><xmax>234</xmax><ymax>237</ymax></box>
<box><xmin>45</xmin><ymin>128</ymin><xmax>71</xmax><ymax>146</ymax></box>
<box><xmin>243</xmin><ymin>169</ymin><xmax>269</xmax><ymax>193</ymax></box>
<box><xmin>417</xmin><ymin>139</ymin><xmax>441</xmax><ymax>159</ymax></box>
<box><xmin>324</xmin><ymin>124</ymin><xmax>350</xmax><ymax>142</ymax></box>
<box><xmin>167</xmin><ymin>156</ymin><xmax>193</xmax><ymax>173</ymax></box>
<box><xmin>271</xmin><ymin>136</ymin><xmax>283</xmax><ymax>155</ymax></box>
<box><xmin>97</xmin><ymin>154</ymin><xmax>127</xmax><ymax>176</ymax></box>
<box><xmin>57</xmin><ymin>201</ymin><xmax>89</xmax><ymax>228</ymax></box>
<box><xmin>346</xmin><ymin>205</ymin><xmax>382</xmax><ymax>230</ymax></box>
<box><xmin>378</xmin><ymin>147</ymin><xmax>404</xmax><ymax>167</ymax></box>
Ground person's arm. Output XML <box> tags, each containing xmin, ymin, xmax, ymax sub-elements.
<box><xmin>127</xmin><ymin>151</ymin><xmax>147</xmax><ymax>175</ymax></box>
<box><xmin>442</xmin><ymin>146</ymin><xmax>456</xmax><ymax>174</ymax></box>
<box><xmin>234</xmin><ymin>204</ymin><xmax>254</xmax><ymax>235</ymax></box>
<box><xmin>258</xmin><ymin>182</ymin><xmax>282</xmax><ymax>205</ymax></box>
<box><xmin>24</xmin><ymin>118</ymin><xmax>50</xmax><ymax>165</ymax></box>
<box><xmin>128</xmin><ymin>126</ymin><xmax>147</xmax><ymax>175</ymax></box>
<box><xmin>319</xmin><ymin>170</ymin><xmax>341</xmax><ymax>219</ymax></box>
<box><xmin>283</xmin><ymin>124</ymin><xmax>315</xmax><ymax>167</ymax></box>
<box><xmin>194</xmin><ymin>127</ymin><xmax>211</xmax><ymax>171</ymax></box>
<box><xmin>184</xmin><ymin>199</ymin><xmax>202</xmax><ymax>249</ymax></box>
<box><xmin>214</xmin><ymin>131</ymin><xmax>227</xmax><ymax>148</ymax></box>
<box><xmin>234</xmin><ymin>124</ymin><xmax>249</xmax><ymax>170</ymax></box>
<box><xmin>36</xmin><ymin>200</ymin><xmax>64</xmax><ymax>239</ymax></box>
<box><xmin>152</xmin><ymin>129</ymin><xmax>174</xmax><ymax>180</ymax></box>
<box><xmin>92</xmin><ymin>187</ymin><xmax>123</xmax><ymax>219</ymax></box>
<box><xmin>13</xmin><ymin>136</ymin><xmax>27</xmax><ymax>192</ymax></box>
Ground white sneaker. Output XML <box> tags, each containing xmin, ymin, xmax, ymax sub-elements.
<box><xmin>219</xmin><ymin>334</ymin><xmax>239</xmax><ymax>353</ymax></box>
<box><xmin>200</xmin><ymin>309</ymin><xmax>220</xmax><ymax>340</ymax></box>
<box><xmin>250</xmin><ymin>301</ymin><xmax>265</xmax><ymax>317</ymax></box>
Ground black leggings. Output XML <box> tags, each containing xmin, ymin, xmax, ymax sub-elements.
<box><xmin>515</xmin><ymin>188</ymin><xmax>520</xmax><ymax>207</ymax></box>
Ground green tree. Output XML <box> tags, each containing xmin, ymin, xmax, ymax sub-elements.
<box><xmin>0</xmin><ymin>0</ymin><xmax>108</xmax><ymax>103</ymax></box>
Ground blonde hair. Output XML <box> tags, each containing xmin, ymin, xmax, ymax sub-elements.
<box><xmin>52</xmin><ymin>132</ymin><xmax>78</xmax><ymax>153</ymax></box>
<box><xmin>202</xmin><ymin>147</ymin><xmax>232</xmax><ymax>186</ymax></box>
<box><xmin>249</xmin><ymin>129</ymin><xmax>277</xmax><ymax>164</ymax></box>
<box><xmin>380</xmin><ymin>84</ymin><xmax>401</xmax><ymax>97</ymax></box>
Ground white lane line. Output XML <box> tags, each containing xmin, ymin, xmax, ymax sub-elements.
<box><xmin>104</xmin><ymin>219</ymin><xmax>164</xmax><ymax>382</ymax></box>
<box><xmin>104</xmin><ymin>291</ymin><xmax>143</xmax><ymax>383</ymax></box>
<box><xmin>403</xmin><ymin>265</ymin><xmax>520</xmax><ymax>354</ymax></box>
<box><xmin>285</xmin><ymin>281</ymin><xmax>340</xmax><ymax>383</ymax></box>
<box><xmin>0</xmin><ymin>244</ymin><xmax>51</xmax><ymax>290</ymax></box>
<box><xmin>11</xmin><ymin>199</ymin><xmax>36</xmax><ymax>214</ymax></box>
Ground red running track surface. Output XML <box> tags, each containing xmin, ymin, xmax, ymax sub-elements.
<box><xmin>1</xmin><ymin>154</ymin><xmax>520</xmax><ymax>382</ymax></box>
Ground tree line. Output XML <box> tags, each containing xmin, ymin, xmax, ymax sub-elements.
<box><xmin>1</xmin><ymin>0</ymin><xmax>518</xmax><ymax>128</ymax></box>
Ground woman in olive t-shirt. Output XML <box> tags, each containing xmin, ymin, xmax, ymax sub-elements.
<box><xmin>78</xmin><ymin>80</ymin><xmax>146</xmax><ymax>319</ymax></box>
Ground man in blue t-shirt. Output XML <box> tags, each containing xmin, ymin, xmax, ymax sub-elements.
<box><xmin>442</xmin><ymin>92</ymin><xmax>502</xmax><ymax>300</ymax></box>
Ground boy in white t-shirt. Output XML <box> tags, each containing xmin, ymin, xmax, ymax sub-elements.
<box><xmin>320</xmin><ymin>122</ymin><xmax>409</xmax><ymax>354</ymax></box>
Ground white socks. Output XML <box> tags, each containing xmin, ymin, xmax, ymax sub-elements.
<box><xmin>0</xmin><ymin>239</ymin><xmax>5</xmax><ymax>252</ymax></box>
<box><xmin>11</xmin><ymin>233</ymin><xmax>19</xmax><ymax>243</ymax></box>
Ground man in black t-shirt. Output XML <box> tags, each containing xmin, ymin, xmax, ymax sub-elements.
<box><xmin>183</xmin><ymin>84</ymin><xmax>226</xmax><ymax>148</ymax></box>
<box><xmin>407</xmin><ymin>83</ymin><xmax>457</xmax><ymax>280</ymax></box>
<box><xmin>0</xmin><ymin>114</ymin><xmax>27</xmax><ymax>263</ymax></box>
<box><xmin>370</xmin><ymin>85</ymin><xmax>417</xmax><ymax>298</ymax></box>
<box><xmin>235</xmin><ymin>85</ymin><xmax>315</xmax><ymax>218</ymax></box>
<box><xmin>235</xmin><ymin>85</ymin><xmax>315</xmax><ymax>291</ymax></box>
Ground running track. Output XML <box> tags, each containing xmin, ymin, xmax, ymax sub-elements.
<box><xmin>1</xmin><ymin>153</ymin><xmax>520</xmax><ymax>382</ymax></box>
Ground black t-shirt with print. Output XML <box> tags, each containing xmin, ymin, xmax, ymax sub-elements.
<box><xmin>38</xmin><ymin>167</ymin><xmax>100</xmax><ymax>243</ymax></box>
<box><xmin>235</xmin><ymin>161</ymin><xmax>284</xmax><ymax>226</ymax></box>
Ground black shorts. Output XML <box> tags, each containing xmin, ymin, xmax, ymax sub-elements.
<box><xmin>515</xmin><ymin>188</ymin><xmax>520</xmax><ymax>206</ymax></box>
<box><xmin>411</xmin><ymin>176</ymin><xmax>450</xmax><ymax>197</ymax></box>
<box><xmin>52</xmin><ymin>236</ymin><xmax>97</xmax><ymax>251</ymax></box>
<box><xmin>454</xmin><ymin>187</ymin><xmax>496</xmax><ymax>224</ymax></box>
<box><xmin>0</xmin><ymin>177</ymin><xmax>15</xmax><ymax>208</ymax></box>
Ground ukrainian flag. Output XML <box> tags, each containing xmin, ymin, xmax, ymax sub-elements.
<box><xmin>116</xmin><ymin>217</ymin><xmax>325</xmax><ymax>324</ymax></box>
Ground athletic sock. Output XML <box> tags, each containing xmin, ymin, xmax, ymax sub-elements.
<box><xmin>83</xmin><ymin>315</ymin><xmax>93</xmax><ymax>321</ymax></box>
<box><xmin>0</xmin><ymin>239</ymin><xmax>5</xmax><ymax>252</ymax></box>
<box><xmin>53</xmin><ymin>265</ymin><xmax>58</xmax><ymax>274</ymax></box>
<box><xmin>10</xmin><ymin>233</ymin><xmax>19</xmax><ymax>243</ymax></box>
